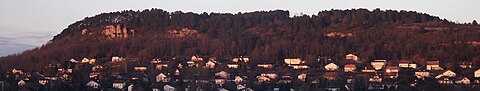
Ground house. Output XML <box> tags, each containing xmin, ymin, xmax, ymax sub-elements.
<box><xmin>278</xmin><ymin>75</ymin><xmax>292</xmax><ymax>84</ymax></box>
<box><xmin>234</xmin><ymin>76</ymin><xmax>244</xmax><ymax>84</ymax></box>
<box><xmin>398</xmin><ymin>60</ymin><xmax>417</xmax><ymax>69</ymax></box>
<box><xmin>205</xmin><ymin>60</ymin><xmax>216</xmax><ymax>69</ymax></box>
<box><xmin>227</xmin><ymin>64</ymin><xmax>239</xmax><ymax>69</ymax></box>
<box><xmin>371</xmin><ymin>60</ymin><xmax>386</xmax><ymax>70</ymax></box>
<box><xmin>384</xmin><ymin>66</ymin><xmax>399</xmax><ymax>78</ymax></box>
<box><xmin>156</xmin><ymin>73</ymin><xmax>168</xmax><ymax>82</ymax></box>
<box><xmin>385</xmin><ymin>66</ymin><xmax>399</xmax><ymax>73</ymax></box>
<box><xmin>112</xmin><ymin>80</ymin><xmax>126</xmax><ymax>89</ymax></box>
<box><xmin>324</xmin><ymin>63</ymin><xmax>338</xmax><ymax>71</ymax></box>
<box><xmin>164</xmin><ymin>85</ymin><xmax>175</xmax><ymax>91</ymax></box>
<box><xmin>69</xmin><ymin>58</ymin><xmax>79</xmax><ymax>63</ymax></box>
<box><xmin>345</xmin><ymin>54</ymin><xmax>359</xmax><ymax>61</ymax></box>
<box><xmin>89</xmin><ymin>58</ymin><xmax>96</xmax><ymax>64</ymax></box>
<box><xmin>362</xmin><ymin>66</ymin><xmax>376</xmax><ymax>73</ymax></box>
<box><xmin>81</xmin><ymin>58</ymin><xmax>96</xmax><ymax>64</ymax></box>
<box><xmin>437</xmin><ymin>77</ymin><xmax>454</xmax><ymax>84</ymax></box>
<box><xmin>455</xmin><ymin>77</ymin><xmax>470</xmax><ymax>85</ymax></box>
<box><xmin>215</xmin><ymin>79</ymin><xmax>226</xmax><ymax>85</ymax></box>
<box><xmin>257</xmin><ymin>76</ymin><xmax>271</xmax><ymax>83</ymax></box>
<box><xmin>283</xmin><ymin>58</ymin><xmax>309</xmax><ymax>69</ymax></box>
<box><xmin>150</xmin><ymin>58</ymin><xmax>162</xmax><ymax>63</ymax></box>
<box><xmin>291</xmin><ymin>65</ymin><xmax>309</xmax><ymax>70</ymax></box>
<box><xmin>344</xmin><ymin>64</ymin><xmax>356</xmax><ymax>72</ymax></box>
<box><xmin>284</xmin><ymin>58</ymin><xmax>303</xmax><ymax>65</ymax></box>
<box><xmin>237</xmin><ymin>84</ymin><xmax>246</xmax><ymax>90</ymax></box>
<box><xmin>18</xmin><ymin>80</ymin><xmax>26</xmax><ymax>86</ymax></box>
<box><xmin>66</xmin><ymin>68</ymin><xmax>73</xmax><ymax>73</ymax></box>
<box><xmin>92</xmin><ymin>65</ymin><xmax>104</xmax><ymax>72</ymax></box>
<box><xmin>459</xmin><ymin>61</ymin><xmax>473</xmax><ymax>69</ymax></box>
<box><xmin>186</xmin><ymin>61</ymin><xmax>195</xmax><ymax>67</ymax></box>
<box><xmin>86</xmin><ymin>80</ymin><xmax>100</xmax><ymax>89</ymax></box>
<box><xmin>61</xmin><ymin>73</ymin><xmax>71</xmax><ymax>81</ymax></box>
<box><xmin>134</xmin><ymin>66</ymin><xmax>147</xmax><ymax>71</ymax></box>
<box><xmin>89</xmin><ymin>72</ymin><xmax>101</xmax><ymax>78</ymax></box>
<box><xmin>215</xmin><ymin>71</ymin><xmax>228</xmax><ymax>79</ymax></box>
<box><xmin>82</xmin><ymin>58</ymin><xmax>90</xmax><ymax>63</ymax></box>
<box><xmin>369</xmin><ymin>75</ymin><xmax>382</xmax><ymax>83</ymax></box>
<box><xmin>112</xmin><ymin>56</ymin><xmax>123</xmax><ymax>62</ymax></box>
<box><xmin>232</xmin><ymin>56</ymin><xmax>249</xmax><ymax>63</ymax></box>
<box><xmin>191</xmin><ymin>55</ymin><xmax>203</xmax><ymax>62</ymax></box>
<box><xmin>298</xmin><ymin>73</ymin><xmax>307</xmax><ymax>81</ymax></box>
<box><xmin>155</xmin><ymin>63</ymin><xmax>168</xmax><ymax>70</ymax></box>
<box><xmin>260</xmin><ymin>73</ymin><xmax>278</xmax><ymax>79</ymax></box>
<box><xmin>38</xmin><ymin>79</ymin><xmax>49</xmax><ymax>85</ymax></box>
<box><xmin>11</xmin><ymin>69</ymin><xmax>23</xmax><ymax>74</ymax></box>
<box><xmin>475</xmin><ymin>69</ymin><xmax>480</xmax><ymax>77</ymax></box>
<box><xmin>415</xmin><ymin>71</ymin><xmax>430</xmax><ymax>78</ymax></box>
<box><xmin>426</xmin><ymin>60</ymin><xmax>443</xmax><ymax>70</ymax></box>
<box><xmin>435</xmin><ymin>70</ymin><xmax>456</xmax><ymax>79</ymax></box>
<box><xmin>257</xmin><ymin>63</ymin><xmax>273</xmax><ymax>69</ymax></box>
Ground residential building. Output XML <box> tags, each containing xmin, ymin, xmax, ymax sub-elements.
<box><xmin>426</xmin><ymin>60</ymin><xmax>443</xmax><ymax>70</ymax></box>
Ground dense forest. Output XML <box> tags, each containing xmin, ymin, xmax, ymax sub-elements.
<box><xmin>1</xmin><ymin>8</ymin><xmax>480</xmax><ymax>70</ymax></box>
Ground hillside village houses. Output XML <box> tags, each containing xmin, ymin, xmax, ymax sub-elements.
<box><xmin>3</xmin><ymin>54</ymin><xmax>480</xmax><ymax>90</ymax></box>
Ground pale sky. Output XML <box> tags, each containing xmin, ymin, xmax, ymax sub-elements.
<box><xmin>0</xmin><ymin>0</ymin><xmax>479</xmax><ymax>56</ymax></box>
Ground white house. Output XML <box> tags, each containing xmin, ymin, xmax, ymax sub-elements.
<box><xmin>257</xmin><ymin>76</ymin><xmax>271</xmax><ymax>83</ymax></box>
<box><xmin>215</xmin><ymin>71</ymin><xmax>228</xmax><ymax>79</ymax></box>
<box><xmin>156</xmin><ymin>73</ymin><xmax>168</xmax><ymax>82</ymax></box>
<box><xmin>261</xmin><ymin>73</ymin><xmax>278</xmax><ymax>79</ymax></box>
<box><xmin>371</xmin><ymin>60</ymin><xmax>386</xmax><ymax>70</ymax></box>
<box><xmin>205</xmin><ymin>61</ymin><xmax>216</xmax><ymax>69</ymax></box>
<box><xmin>426</xmin><ymin>60</ymin><xmax>443</xmax><ymax>70</ymax></box>
<box><xmin>455</xmin><ymin>77</ymin><xmax>470</xmax><ymax>85</ymax></box>
<box><xmin>234</xmin><ymin>76</ymin><xmax>243</xmax><ymax>84</ymax></box>
<box><xmin>324</xmin><ymin>63</ymin><xmax>338</xmax><ymax>71</ymax></box>
<box><xmin>227</xmin><ymin>64</ymin><xmax>239</xmax><ymax>69</ymax></box>
<box><xmin>398</xmin><ymin>60</ymin><xmax>416</xmax><ymax>69</ymax></box>
<box><xmin>82</xmin><ymin>58</ymin><xmax>90</xmax><ymax>63</ymax></box>
<box><xmin>232</xmin><ymin>57</ymin><xmax>249</xmax><ymax>63</ymax></box>
<box><xmin>257</xmin><ymin>64</ymin><xmax>273</xmax><ymax>69</ymax></box>
<box><xmin>112</xmin><ymin>56</ymin><xmax>123</xmax><ymax>62</ymax></box>
<box><xmin>298</xmin><ymin>73</ymin><xmax>307</xmax><ymax>81</ymax></box>
<box><xmin>86</xmin><ymin>81</ymin><xmax>100</xmax><ymax>89</ymax></box>
<box><xmin>285</xmin><ymin>58</ymin><xmax>303</xmax><ymax>65</ymax></box>
<box><xmin>113</xmin><ymin>81</ymin><xmax>126</xmax><ymax>89</ymax></box>
<box><xmin>345</xmin><ymin>54</ymin><xmax>359</xmax><ymax>61</ymax></box>
<box><xmin>215</xmin><ymin>79</ymin><xmax>226</xmax><ymax>85</ymax></box>
<box><xmin>164</xmin><ymin>85</ymin><xmax>175</xmax><ymax>91</ymax></box>
<box><xmin>415</xmin><ymin>71</ymin><xmax>430</xmax><ymax>78</ymax></box>
<box><xmin>191</xmin><ymin>55</ymin><xmax>203</xmax><ymax>61</ymax></box>
<box><xmin>39</xmin><ymin>79</ymin><xmax>49</xmax><ymax>85</ymax></box>
<box><xmin>18</xmin><ymin>80</ymin><xmax>26</xmax><ymax>86</ymax></box>
<box><xmin>435</xmin><ymin>70</ymin><xmax>456</xmax><ymax>79</ymax></box>
<box><xmin>475</xmin><ymin>69</ymin><xmax>480</xmax><ymax>78</ymax></box>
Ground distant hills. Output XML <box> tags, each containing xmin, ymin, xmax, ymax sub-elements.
<box><xmin>1</xmin><ymin>8</ymin><xmax>479</xmax><ymax>70</ymax></box>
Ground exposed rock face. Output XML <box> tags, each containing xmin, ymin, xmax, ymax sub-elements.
<box><xmin>103</xmin><ymin>24</ymin><xmax>134</xmax><ymax>39</ymax></box>
<box><xmin>167</xmin><ymin>28</ymin><xmax>199</xmax><ymax>38</ymax></box>
<box><xmin>325</xmin><ymin>32</ymin><xmax>353</xmax><ymax>37</ymax></box>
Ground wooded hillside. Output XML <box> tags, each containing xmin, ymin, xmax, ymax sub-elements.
<box><xmin>1</xmin><ymin>8</ymin><xmax>480</xmax><ymax>70</ymax></box>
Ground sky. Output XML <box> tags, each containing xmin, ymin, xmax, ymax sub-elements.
<box><xmin>0</xmin><ymin>0</ymin><xmax>479</xmax><ymax>57</ymax></box>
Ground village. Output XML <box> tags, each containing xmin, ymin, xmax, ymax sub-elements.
<box><xmin>1</xmin><ymin>54</ymin><xmax>480</xmax><ymax>91</ymax></box>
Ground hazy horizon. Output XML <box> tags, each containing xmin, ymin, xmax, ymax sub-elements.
<box><xmin>0</xmin><ymin>0</ymin><xmax>479</xmax><ymax>57</ymax></box>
